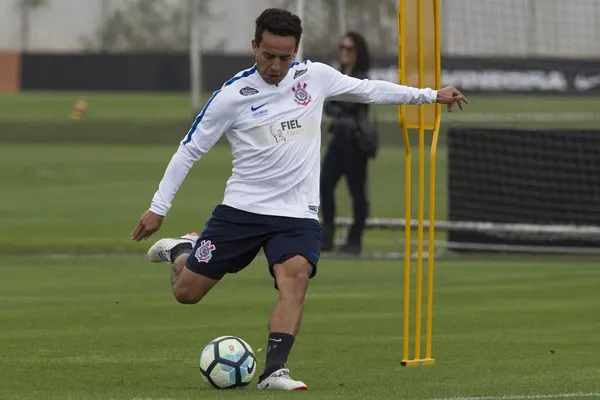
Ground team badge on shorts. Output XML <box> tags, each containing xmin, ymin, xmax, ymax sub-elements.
<box><xmin>292</xmin><ymin>82</ymin><xmax>312</xmax><ymax>106</ymax></box>
<box><xmin>195</xmin><ymin>240</ymin><xmax>216</xmax><ymax>263</ymax></box>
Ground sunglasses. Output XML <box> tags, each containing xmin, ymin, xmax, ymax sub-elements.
<box><xmin>339</xmin><ymin>44</ymin><xmax>355</xmax><ymax>52</ymax></box>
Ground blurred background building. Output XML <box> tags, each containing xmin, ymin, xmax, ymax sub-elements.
<box><xmin>1</xmin><ymin>0</ymin><xmax>599</xmax><ymax>57</ymax></box>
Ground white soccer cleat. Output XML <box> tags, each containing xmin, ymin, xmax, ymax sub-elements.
<box><xmin>257</xmin><ymin>368</ymin><xmax>308</xmax><ymax>391</ymax></box>
<box><xmin>146</xmin><ymin>232</ymin><xmax>199</xmax><ymax>263</ymax></box>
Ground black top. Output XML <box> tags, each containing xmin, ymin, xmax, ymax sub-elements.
<box><xmin>324</xmin><ymin>69</ymin><xmax>370</xmax><ymax>136</ymax></box>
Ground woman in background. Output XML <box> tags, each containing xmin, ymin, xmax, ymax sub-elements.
<box><xmin>320</xmin><ymin>31</ymin><xmax>374</xmax><ymax>255</ymax></box>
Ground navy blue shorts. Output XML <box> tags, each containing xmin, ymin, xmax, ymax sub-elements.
<box><xmin>186</xmin><ymin>204</ymin><xmax>322</xmax><ymax>282</ymax></box>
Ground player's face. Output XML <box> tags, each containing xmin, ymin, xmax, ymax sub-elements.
<box><xmin>253</xmin><ymin>30</ymin><xmax>297</xmax><ymax>85</ymax></box>
<box><xmin>339</xmin><ymin>36</ymin><xmax>356</xmax><ymax>68</ymax></box>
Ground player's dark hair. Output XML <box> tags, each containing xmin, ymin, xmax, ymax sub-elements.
<box><xmin>255</xmin><ymin>8</ymin><xmax>303</xmax><ymax>49</ymax></box>
<box><xmin>343</xmin><ymin>31</ymin><xmax>371</xmax><ymax>75</ymax></box>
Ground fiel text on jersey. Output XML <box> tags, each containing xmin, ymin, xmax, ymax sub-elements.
<box><xmin>269</xmin><ymin>119</ymin><xmax>303</xmax><ymax>143</ymax></box>
<box><xmin>280</xmin><ymin>119</ymin><xmax>302</xmax><ymax>131</ymax></box>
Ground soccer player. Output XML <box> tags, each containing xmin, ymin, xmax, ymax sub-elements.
<box><xmin>131</xmin><ymin>8</ymin><xmax>468</xmax><ymax>391</ymax></box>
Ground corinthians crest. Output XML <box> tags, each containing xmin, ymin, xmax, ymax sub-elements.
<box><xmin>292</xmin><ymin>82</ymin><xmax>312</xmax><ymax>106</ymax></box>
<box><xmin>195</xmin><ymin>239</ymin><xmax>215</xmax><ymax>263</ymax></box>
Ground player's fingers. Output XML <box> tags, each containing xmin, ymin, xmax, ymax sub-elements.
<box><xmin>447</xmin><ymin>102</ymin><xmax>453</xmax><ymax>112</ymax></box>
<box><xmin>132</xmin><ymin>221</ymin><xmax>147</xmax><ymax>241</ymax></box>
<box><xmin>144</xmin><ymin>224</ymin><xmax>160</xmax><ymax>239</ymax></box>
<box><xmin>144</xmin><ymin>226</ymin><xmax>159</xmax><ymax>240</ymax></box>
<box><xmin>131</xmin><ymin>223</ymin><xmax>142</xmax><ymax>240</ymax></box>
<box><xmin>140</xmin><ymin>230</ymin><xmax>153</xmax><ymax>241</ymax></box>
<box><xmin>455</xmin><ymin>94</ymin><xmax>467</xmax><ymax>109</ymax></box>
<box><xmin>456</xmin><ymin>92</ymin><xmax>469</xmax><ymax>104</ymax></box>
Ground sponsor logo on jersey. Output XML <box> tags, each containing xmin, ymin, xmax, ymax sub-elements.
<box><xmin>239</xmin><ymin>86</ymin><xmax>259</xmax><ymax>96</ymax></box>
<box><xmin>270</xmin><ymin>128</ymin><xmax>286</xmax><ymax>143</ymax></box>
<box><xmin>251</xmin><ymin>103</ymin><xmax>267</xmax><ymax>112</ymax></box>
<box><xmin>269</xmin><ymin>119</ymin><xmax>302</xmax><ymax>143</ymax></box>
<box><xmin>251</xmin><ymin>102</ymin><xmax>269</xmax><ymax>118</ymax></box>
<box><xmin>280</xmin><ymin>119</ymin><xmax>302</xmax><ymax>131</ymax></box>
<box><xmin>294</xmin><ymin>69</ymin><xmax>308</xmax><ymax>79</ymax></box>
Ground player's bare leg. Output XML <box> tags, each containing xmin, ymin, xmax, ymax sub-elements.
<box><xmin>269</xmin><ymin>256</ymin><xmax>311</xmax><ymax>335</ymax></box>
<box><xmin>169</xmin><ymin>255</ymin><xmax>219</xmax><ymax>304</ymax></box>
<box><xmin>147</xmin><ymin>233</ymin><xmax>219</xmax><ymax>304</ymax></box>
<box><xmin>257</xmin><ymin>255</ymin><xmax>311</xmax><ymax>391</ymax></box>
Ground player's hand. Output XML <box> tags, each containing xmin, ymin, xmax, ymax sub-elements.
<box><xmin>131</xmin><ymin>210</ymin><xmax>164</xmax><ymax>241</ymax></box>
<box><xmin>436</xmin><ymin>86</ymin><xmax>469</xmax><ymax>112</ymax></box>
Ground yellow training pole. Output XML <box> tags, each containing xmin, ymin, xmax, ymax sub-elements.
<box><xmin>399</xmin><ymin>0</ymin><xmax>412</xmax><ymax>365</ymax></box>
<box><xmin>400</xmin><ymin>0</ymin><xmax>439</xmax><ymax>368</ymax></box>
<box><xmin>414</xmin><ymin>0</ymin><xmax>426</xmax><ymax>362</ymax></box>
<box><xmin>426</xmin><ymin>0</ymin><xmax>442</xmax><ymax>361</ymax></box>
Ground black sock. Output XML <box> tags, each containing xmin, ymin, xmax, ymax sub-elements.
<box><xmin>259</xmin><ymin>332</ymin><xmax>295</xmax><ymax>381</ymax></box>
<box><xmin>170</xmin><ymin>243</ymin><xmax>193</xmax><ymax>264</ymax></box>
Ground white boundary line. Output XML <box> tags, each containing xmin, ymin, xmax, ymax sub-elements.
<box><xmin>428</xmin><ymin>392</ymin><xmax>600</xmax><ymax>400</ymax></box>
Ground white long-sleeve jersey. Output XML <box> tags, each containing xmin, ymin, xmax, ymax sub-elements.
<box><xmin>149</xmin><ymin>60</ymin><xmax>437</xmax><ymax>220</ymax></box>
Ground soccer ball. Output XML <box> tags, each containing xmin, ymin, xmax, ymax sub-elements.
<box><xmin>199</xmin><ymin>336</ymin><xmax>257</xmax><ymax>389</ymax></box>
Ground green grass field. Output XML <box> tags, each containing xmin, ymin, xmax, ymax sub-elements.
<box><xmin>0</xmin><ymin>143</ymin><xmax>445</xmax><ymax>254</ymax></box>
<box><xmin>1</xmin><ymin>92</ymin><xmax>599</xmax><ymax>399</ymax></box>
<box><xmin>1</xmin><ymin>256</ymin><xmax>599</xmax><ymax>400</ymax></box>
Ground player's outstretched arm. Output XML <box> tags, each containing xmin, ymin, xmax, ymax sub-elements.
<box><xmin>131</xmin><ymin>91</ymin><xmax>235</xmax><ymax>242</ymax></box>
<box><xmin>315</xmin><ymin>62</ymin><xmax>468</xmax><ymax>111</ymax></box>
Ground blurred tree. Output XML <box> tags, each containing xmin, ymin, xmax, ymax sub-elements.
<box><xmin>16</xmin><ymin>0</ymin><xmax>49</xmax><ymax>51</ymax></box>
<box><xmin>345</xmin><ymin>0</ymin><xmax>398</xmax><ymax>56</ymax></box>
<box><xmin>279</xmin><ymin>0</ymin><xmax>397</xmax><ymax>57</ymax></box>
<box><xmin>17</xmin><ymin>0</ymin><xmax>47</xmax><ymax>7</ymax></box>
<box><xmin>80</xmin><ymin>0</ymin><xmax>222</xmax><ymax>52</ymax></box>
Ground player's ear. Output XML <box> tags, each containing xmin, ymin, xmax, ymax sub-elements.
<box><xmin>251</xmin><ymin>40</ymin><xmax>259</xmax><ymax>53</ymax></box>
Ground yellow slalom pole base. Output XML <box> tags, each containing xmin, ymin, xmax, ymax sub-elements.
<box><xmin>401</xmin><ymin>358</ymin><xmax>436</xmax><ymax>367</ymax></box>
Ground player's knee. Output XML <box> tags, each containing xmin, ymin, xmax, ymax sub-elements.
<box><xmin>286</xmin><ymin>268</ymin><xmax>310</xmax><ymax>289</ymax></box>
<box><xmin>173</xmin><ymin>286</ymin><xmax>203</xmax><ymax>304</ymax></box>
<box><xmin>279</xmin><ymin>256</ymin><xmax>311</xmax><ymax>281</ymax></box>
<box><xmin>172</xmin><ymin>264</ymin><xmax>219</xmax><ymax>304</ymax></box>
<box><xmin>274</xmin><ymin>256</ymin><xmax>312</xmax><ymax>302</ymax></box>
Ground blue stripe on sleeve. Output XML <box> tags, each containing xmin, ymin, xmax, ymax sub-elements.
<box><xmin>224</xmin><ymin>65</ymin><xmax>257</xmax><ymax>87</ymax></box>
<box><xmin>181</xmin><ymin>65</ymin><xmax>257</xmax><ymax>145</ymax></box>
<box><xmin>182</xmin><ymin>89</ymin><xmax>221</xmax><ymax>145</ymax></box>
<box><xmin>291</xmin><ymin>60</ymin><xmax>308</xmax><ymax>67</ymax></box>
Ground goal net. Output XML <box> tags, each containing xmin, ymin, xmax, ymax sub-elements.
<box><xmin>441</xmin><ymin>0</ymin><xmax>600</xmax><ymax>254</ymax></box>
<box><xmin>447</xmin><ymin>127</ymin><xmax>600</xmax><ymax>253</ymax></box>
